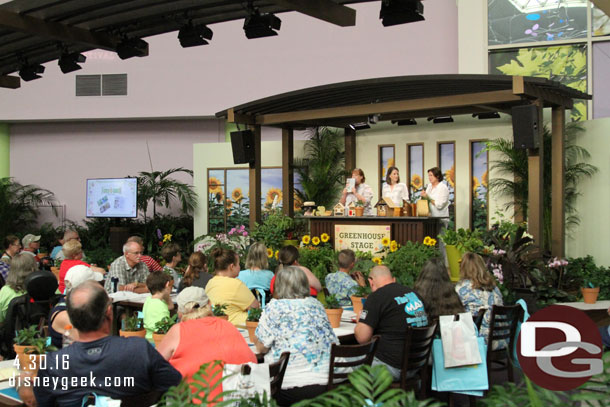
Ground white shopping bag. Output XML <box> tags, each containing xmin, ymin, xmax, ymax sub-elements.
<box><xmin>223</xmin><ymin>362</ymin><xmax>271</xmax><ymax>404</ymax></box>
<box><xmin>439</xmin><ymin>313</ymin><xmax>482</xmax><ymax>368</ymax></box>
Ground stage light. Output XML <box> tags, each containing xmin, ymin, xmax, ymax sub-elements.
<box><xmin>392</xmin><ymin>119</ymin><xmax>417</xmax><ymax>126</ymax></box>
<box><xmin>116</xmin><ymin>38</ymin><xmax>149</xmax><ymax>60</ymax></box>
<box><xmin>380</xmin><ymin>0</ymin><xmax>424</xmax><ymax>27</ymax></box>
<box><xmin>427</xmin><ymin>116</ymin><xmax>454</xmax><ymax>124</ymax></box>
<box><xmin>368</xmin><ymin>114</ymin><xmax>380</xmax><ymax>124</ymax></box>
<box><xmin>18</xmin><ymin>63</ymin><xmax>45</xmax><ymax>81</ymax></box>
<box><xmin>58</xmin><ymin>52</ymin><xmax>86</xmax><ymax>73</ymax></box>
<box><xmin>348</xmin><ymin>122</ymin><xmax>370</xmax><ymax>131</ymax></box>
<box><xmin>244</xmin><ymin>6</ymin><xmax>281</xmax><ymax>39</ymax></box>
<box><xmin>473</xmin><ymin>112</ymin><xmax>501</xmax><ymax>119</ymax></box>
<box><xmin>178</xmin><ymin>23</ymin><xmax>213</xmax><ymax>48</ymax></box>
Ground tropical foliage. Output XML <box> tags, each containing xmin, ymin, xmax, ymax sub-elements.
<box><xmin>294</xmin><ymin>127</ymin><xmax>346</xmax><ymax>209</ymax></box>
<box><xmin>298</xmin><ymin>234</ymin><xmax>336</xmax><ymax>282</ymax></box>
<box><xmin>134</xmin><ymin>167</ymin><xmax>197</xmax><ymax>221</ymax></box>
<box><xmin>251</xmin><ymin>210</ymin><xmax>296</xmax><ymax>251</ymax></box>
<box><xmin>383</xmin><ymin>241</ymin><xmax>439</xmax><ymax>287</ymax></box>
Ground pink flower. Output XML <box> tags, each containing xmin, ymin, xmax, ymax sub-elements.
<box><xmin>243</xmin><ymin>232</ymin><xmax>248</xmax><ymax>237</ymax></box>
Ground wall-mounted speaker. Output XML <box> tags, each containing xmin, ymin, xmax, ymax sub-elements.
<box><xmin>512</xmin><ymin>105</ymin><xmax>539</xmax><ymax>150</ymax></box>
<box><xmin>230</xmin><ymin>130</ymin><xmax>255</xmax><ymax>164</ymax></box>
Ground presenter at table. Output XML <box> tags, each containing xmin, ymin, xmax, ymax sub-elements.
<box><xmin>381</xmin><ymin>166</ymin><xmax>409</xmax><ymax>206</ymax></box>
<box><xmin>421</xmin><ymin>167</ymin><xmax>450</xmax><ymax>262</ymax></box>
<box><xmin>340</xmin><ymin>168</ymin><xmax>374</xmax><ymax>215</ymax></box>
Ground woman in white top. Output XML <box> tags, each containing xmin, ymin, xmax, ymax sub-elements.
<box><xmin>421</xmin><ymin>166</ymin><xmax>450</xmax><ymax>264</ymax></box>
<box><xmin>340</xmin><ymin>168</ymin><xmax>374</xmax><ymax>215</ymax></box>
<box><xmin>381</xmin><ymin>166</ymin><xmax>409</xmax><ymax>207</ymax></box>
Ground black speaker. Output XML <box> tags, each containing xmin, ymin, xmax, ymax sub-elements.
<box><xmin>230</xmin><ymin>130</ymin><xmax>255</xmax><ymax>164</ymax></box>
<box><xmin>512</xmin><ymin>105</ymin><xmax>539</xmax><ymax>149</ymax></box>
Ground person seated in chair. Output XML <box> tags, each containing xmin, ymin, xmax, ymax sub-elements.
<box><xmin>105</xmin><ymin>241</ymin><xmax>150</xmax><ymax>293</ymax></box>
<box><xmin>325</xmin><ymin>249</ymin><xmax>366</xmax><ymax>306</ymax></box>
<box><xmin>0</xmin><ymin>254</ymin><xmax>37</xmax><ymax>324</ymax></box>
<box><xmin>31</xmin><ymin>280</ymin><xmax>181</xmax><ymax>406</ymax></box>
<box><xmin>354</xmin><ymin>265</ymin><xmax>428</xmax><ymax>380</ymax></box>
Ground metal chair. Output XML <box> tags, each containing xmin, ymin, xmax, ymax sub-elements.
<box><xmin>327</xmin><ymin>335</ymin><xmax>379</xmax><ymax>390</ymax></box>
<box><xmin>269</xmin><ymin>352</ymin><xmax>290</xmax><ymax>398</ymax></box>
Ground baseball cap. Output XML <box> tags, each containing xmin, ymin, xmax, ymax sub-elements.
<box><xmin>176</xmin><ymin>286</ymin><xmax>209</xmax><ymax>313</ymax></box>
<box><xmin>22</xmin><ymin>234</ymin><xmax>41</xmax><ymax>247</ymax></box>
<box><xmin>65</xmin><ymin>265</ymin><xmax>103</xmax><ymax>292</ymax></box>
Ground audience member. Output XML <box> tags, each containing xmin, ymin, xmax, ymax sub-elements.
<box><xmin>455</xmin><ymin>252</ymin><xmax>504</xmax><ymax>348</ymax></box>
<box><xmin>157</xmin><ymin>287</ymin><xmax>256</xmax><ymax>403</ymax></box>
<box><xmin>0</xmin><ymin>260</ymin><xmax>8</xmax><ymax>281</ymax></box>
<box><xmin>143</xmin><ymin>272</ymin><xmax>174</xmax><ymax>342</ymax></box>
<box><xmin>105</xmin><ymin>241</ymin><xmax>150</xmax><ymax>293</ymax></box>
<box><xmin>49</xmin><ymin>232</ymin><xmax>64</xmax><ymax>260</ymax></box>
<box><xmin>178</xmin><ymin>252</ymin><xmax>212</xmax><ymax>292</ymax></box>
<box><xmin>0</xmin><ymin>254</ymin><xmax>36</xmax><ymax>323</ymax></box>
<box><xmin>205</xmin><ymin>248</ymin><xmax>259</xmax><ymax>325</ymax></box>
<box><xmin>414</xmin><ymin>258</ymin><xmax>464</xmax><ymax>322</ymax></box>
<box><xmin>32</xmin><ymin>281</ymin><xmax>181</xmax><ymax>405</ymax></box>
<box><xmin>54</xmin><ymin>230</ymin><xmax>83</xmax><ymax>261</ymax></box>
<box><xmin>2</xmin><ymin>235</ymin><xmax>21</xmax><ymax>263</ymax></box>
<box><xmin>160</xmin><ymin>242</ymin><xmax>182</xmax><ymax>289</ymax></box>
<box><xmin>355</xmin><ymin>265</ymin><xmax>428</xmax><ymax>380</ymax></box>
<box><xmin>270</xmin><ymin>245</ymin><xmax>322</xmax><ymax>296</ymax></box>
<box><xmin>238</xmin><ymin>242</ymin><xmax>274</xmax><ymax>292</ymax></box>
<box><xmin>126</xmin><ymin>236</ymin><xmax>163</xmax><ymax>272</ymax></box>
<box><xmin>325</xmin><ymin>249</ymin><xmax>366</xmax><ymax>305</ymax></box>
<box><xmin>255</xmin><ymin>266</ymin><xmax>339</xmax><ymax>406</ymax></box>
<box><xmin>20</xmin><ymin>234</ymin><xmax>41</xmax><ymax>262</ymax></box>
<box><xmin>58</xmin><ymin>240</ymin><xmax>105</xmax><ymax>294</ymax></box>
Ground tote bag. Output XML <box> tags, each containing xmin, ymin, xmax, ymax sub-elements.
<box><xmin>439</xmin><ymin>313</ymin><xmax>482</xmax><ymax>367</ymax></box>
<box><xmin>431</xmin><ymin>336</ymin><xmax>488</xmax><ymax>396</ymax></box>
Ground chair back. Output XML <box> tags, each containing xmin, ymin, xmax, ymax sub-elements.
<box><xmin>25</xmin><ymin>270</ymin><xmax>58</xmax><ymax>301</ymax></box>
<box><xmin>251</xmin><ymin>288</ymin><xmax>271</xmax><ymax>309</ymax></box>
<box><xmin>327</xmin><ymin>335</ymin><xmax>379</xmax><ymax>390</ymax></box>
<box><xmin>0</xmin><ymin>294</ymin><xmax>44</xmax><ymax>358</ymax></box>
<box><xmin>488</xmin><ymin>304</ymin><xmax>523</xmax><ymax>354</ymax></box>
<box><xmin>268</xmin><ymin>352</ymin><xmax>290</xmax><ymax>397</ymax></box>
<box><xmin>397</xmin><ymin>322</ymin><xmax>437</xmax><ymax>389</ymax></box>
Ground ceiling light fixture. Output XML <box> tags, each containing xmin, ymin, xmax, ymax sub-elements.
<box><xmin>473</xmin><ymin>112</ymin><xmax>501</xmax><ymax>119</ymax></box>
<box><xmin>380</xmin><ymin>0</ymin><xmax>424</xmax><ymax>27</ymax></box>
<box><xmin>178</xmin><ymin>23</ymin><xmax>213</xmax><ymax>48</ymax></box>
<box><xmin>18</xmin><ymin>63</ymin><xmax>45</xmax><ymax>81</ymax></box>
<box><xmin>58</xmin><ymin>52</ymin><xmax>86</xmax><ymax>73</ymax></box>
<box><xmin>392</xmin><ymin>119</ymin><xmax>417</xmax><ymax>126</ymax></box>
<box><xmin>244</xmin><ymin>1</ymin><xmax>281</xmax><ymax>39</ymax></box>
<box><xmin>427</xmin><ymin>116</ymin><xmax>454</xmax><ymax>124</ymax></box>
<box><xmin>116</xmin><ymin>38</ymin><xmax>149</xmax><ymax>60</ymax></box>
<box><xmin>348</xmin><ymin>122</ymin><xmax>370</xmax><ymax>131</ymax></box>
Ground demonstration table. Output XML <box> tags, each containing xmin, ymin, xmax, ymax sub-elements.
<box><xmin>555</xmin><ymin>300</ymin><xmax>610</xmax><ymax>327</ymax></box>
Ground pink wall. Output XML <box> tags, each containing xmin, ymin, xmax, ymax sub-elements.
<box><xmin>0</xmin><ymin>2</ymin><xmax>458</xmax><ymax>120</ymax></box>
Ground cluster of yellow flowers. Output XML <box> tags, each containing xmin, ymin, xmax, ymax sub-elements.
<box><xmin>162</xmin><ymin>234</ymin><xmax>172</xmax><ymax>243</ymax></box>
<box><xmin>266</xmin><ymin>248</ymin><xmax>279</xmax><ymax>260</ymax></box>
<box><xmin>301</xmin><ymin>233</ymin><xmax>330</xmax><ymax>246</ymax></box>
<box><xmin>423</xmin><ymin>236</ymin><xmax>437</xmax><ymax>246</ymax></box>
<box><xmin>381</xmin><ymin>237</ymin><xmax>399</xmax><ymax>252</ymax></box>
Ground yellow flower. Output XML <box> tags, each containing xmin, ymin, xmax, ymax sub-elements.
<box><xmin>387</xmin><ymin>158</ymin><xmax>395</xmax><ymax>168</ymax></box>
<box><xmin>312</xmin><ymin>236</ymin><xmax>320</xmax><ymax>246</ymax></box>
<box><xmin>423</xmin><ymin>236</ymin><xmax>431</xmax><ymax>246</ymax></box>
<box><xmin>267</xmin><ymin>248</ymin><xmax>273</xmax><ymax>258</ymax></box>
<box><xmin>266</xmin><ymin>188</ymin><xmax>283</xmax><ymax>205</ymax></box>
<box><xmin>215</xmin><ymin>190</ymin><xmax>224</xmax><ymax>203</ymax></box>
<box><xmin>411</xmin><ymin>174</ymin><xmax>423</xmax><ymax>190</ymax></box>
<box><xmin>390</xmin><ymin>240</ymin><xmax>398</xmax><ymax>252</ymax></box>
<box><xmin>321</xmin><ymin>233</ymin><xmax>330</xmax><ymax>243</ymax></box>
<box><xmin>274</xmin><ymin>250</ymin><xmax>279</xmax><ymax>260</ymax></box>
<box><xmin>163</xmin><ymin>234</ymin><xmax>172</xmax><ymax>243</ymax></box>
<box><xmin>302</xmin><ymin>235</ymin><xmax>311</xmax><ymax>245</ymax></box>
<box><xmin>232</xmin><ymin>188</ymin><xmax>243</xmax><ymax>202</ymax></box>
<box><xmin>481</xmin><ymin>170</ymin><xmax>488</xmax><ymax>188</ymax></box>
<box><xmin>372</xmin><ymin>257</ymin><xmax>382</xmax><ymax>265</ymax></box>
<box><xmin>472</xmin><ymin>176</ymin><xmax>481</xmax><ymax>195</ymax></box>
<box><xmin>208</xmin><ymin>177</ymin><xmax>222</xmax><ymax>194</ymax></box>
<box><xmin>430</xmin><ymin>238</ymin><xmax>437</xmax><ymax>246</ymax></box>
<box><xmin>381</xmin><ymin>237</ymin><xmax>390</xmax><ymax>247</ymax></box>
<box><xmin>445</xmin><ymin>165</ymin><xmax>455</xmax><ymax>188</ymax></box>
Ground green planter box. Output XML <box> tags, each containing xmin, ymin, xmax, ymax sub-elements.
<box><xmin>446</xmin><ymin>244</ymin><xmax>461</xmax><ymax>282</ymax></box>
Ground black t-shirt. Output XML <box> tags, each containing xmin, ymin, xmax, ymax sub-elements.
<box><xmin>359</xmin><ymin>282</ymin><xmax>428</xmax><ymax>368</ymax></box>
<box><xmin>34</xmin><ymin>335</ymin><xmax>182</xmax><ymax>406</ymax></box>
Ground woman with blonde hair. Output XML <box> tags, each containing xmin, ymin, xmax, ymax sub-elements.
<box><xmin>238</xmin><ymin>242</ymin><xmax>274</xmax><ymax>291</ymax></box>
<box><xmin>455</xmin><ymin>252</ymin><xmax>503</xmax><ymax>346</ymax></box>
<box><xmin>0</xmin><ymin>254</ymin><xmax>36</xmax><ymax>323</ymax></box>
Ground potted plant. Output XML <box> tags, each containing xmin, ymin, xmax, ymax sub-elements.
<box><xmin>350</xmin><ymin>285</ymin><xmax>371</xmax><ymax>316</ymax></box>
<box><xmin>212</xmin><ymin>304</ymin><xmax>229</xmax><ymax>320</ymax></box>
<box><xmin>439</xmin><ymin>228</ymin><xmax>484</xmax><ymax>282</ymax></box>
<box><xmin>14</xmin><ymin>326</ymin><xmax>58</xmax><ymax>375</ymax></box>
<box><xmin>120</xmin><ymin>311</ymin><xmax>146</xmax><ymax>338</ymax></box>
<box><xmin>581</xmin><ymin>282</ymin><xmax>599</xmax><ymax>304</ymax></box>
<box><xmin>251</xmin><ymin>209</ymin><xmax>297</xmax><ymax>250</ymax></box>
<box><xmin>153</xmin><ymin>315</ymin><xmax>178</xmax><ymax>348</ymax></box>
<box><xmin>354</xmin><ymin>200</ymin><xmax>365</xmax><ymax>217</ymax></box>
<box><xmin>321</xmin><ymin>294</ymin><xmax>343</xmax><ymax>328</ymax></box>
<box><xmin>245</xmin><ymin>308</ymin><xmax>262</xmax><ymax>343</ymax></box>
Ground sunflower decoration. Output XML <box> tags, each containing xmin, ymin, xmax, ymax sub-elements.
<box><xmin>267</xmin><ymin>248</ymin><xmax>274</xmax><ymax>258</ymax></box>
<box><xmin>266</xmin><ymin>188</ymin><xmax>283</xmax><ymax>206</ymax></box>
<box><xmin>411</xmin><ymin>174</ymin><xmax>423</xmax><ymax>190</ymax></box>
<box><xmin>312</xmin><ymin>236</ymin><xmax>321</xmax><ymax>246</ymax></box>
<box><xmin>302</xmin><ymin>235</ymin><xmax>311</xmax><ymax>245</ymax></box>
<box><xmin>387</xmin><ymin>157</ymin><xmax>395</xmax><ymax>168</ymax></box>
<box><xmin>232</xmin><ymin>188</ymin><xmax>244</xmax><ymax>202</ymax></box>
<box><xmin>372</xmin><ymin>257</ymin><xmax>382</xmax><ymax>265</ymax></box>
<box><xmin>472</xmin><ymin>176</ymin><xmax>481</xmax><ymax>195</ymax></box>
<box><xmin>481</xmin><ymin>170</ymin><xmax>488</xmax><ymax>189</ymax></box>
<box><xmin>445</xmin><ymin>165</ymin><xmax>455</xmax><ymax>189</ymax></box>
<box><xmin>208</xmin><ymin>177</ymin><xmax>222</xmax><ymax>195</ymax></box>
<box><xmin>163</xmin><ymin>234</ymin><xmax>172</xmax><ymax>243</ymax></box>
<box><xmin>423</xmin><ymin>236</ymin><xmax>437</xmax><ymax>247</ymax></box>
<box><xmin>381</xmin><ymin>237</ymin><xmax>390</xmax><ymax>247</ymax></box>
<box><xmin>390</xmin><ymin>240</ymin><xmax>398</xmax><ymax>252</ymax></box>
<box><xmin>274</xmin><ymin>250</ymin><xmax>279</xmax><ymax>260</ymax></box>
<box><xmin>320</xmin><ymin>233</ymin><xmax>330</xmax><ymax>243</ymax></box>
<box><xmin>215</xmin><ymin>190</ymin><xmax>224</xmax><ymax>203</ymax></box>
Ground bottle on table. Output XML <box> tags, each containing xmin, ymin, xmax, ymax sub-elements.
<box><xmin>62</xmin><ymin>324</ymin><xmax>74</xmax><ymax>348</ymax></box>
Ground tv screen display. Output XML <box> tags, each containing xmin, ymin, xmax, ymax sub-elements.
<box><xmin>86</xmin><ymin>178</ymin><xmax>138</xmax><ymax>218</ymax></box>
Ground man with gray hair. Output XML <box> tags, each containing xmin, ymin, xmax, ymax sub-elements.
<box><xmin>32</xmin><ymin>280</ymin><xmax>181</xmax><ymax>405</ymax></box>
<box><xmin>55</xmin><ymin>230</ymin><xmax>83</xmax><ymax>261</ymax></box>
<box><xmin>104</xmin><ymin>240</ymin><xmax>149</xmax><ymax>293</ymax></box>
<box><xmin>354</xmin><ymin>265</ymin><xmax>427</xmax><ymax>380</ymax></box>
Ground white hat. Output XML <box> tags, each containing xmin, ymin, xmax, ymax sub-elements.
<box><xmin>65</xmin><ymin>265</ymin><xmax>103</xmax><ymax>292</ymax></box>
<box><xmin>176</xmin><ymin>286</ymin><xmax>209</xmax><ymax>314</ymax></box>
<box><xmin>22</xmin><ymin>234</ymin><xmax>41</xmax><ymax>247</ymax></box>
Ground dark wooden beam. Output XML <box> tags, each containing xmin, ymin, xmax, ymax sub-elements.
<box><xmin>344</xmin><ymin>127</ymin><xmax>356</xmax><ymax>172</ymax></box>
<box><xmin>551</xmin><ymin>106</ymin><xmax>566</xmax><ymax>258</ymax></box>
<box><xmin>0</xmin><ymin>75</ymin><xmax>20</xmax><ymax>89</ymax></box>
<box><xmin>0</xmin><ymin>9</ymin><xmax>118</xmax><ymax>51</ymax></box>
<box><xmin>227</xmin><ymin>108</ymin><xmax>257</xmax><ymax>125</ymax></box>
<box><xmin>527</xmin><ymin>100</ymin><xmax>544</xmax><ymax>252</ymax></box>
<box><xmin>282</xmin><ymin>127</ymin><xmax>294</xmax><ymax>217</ymax></box>
<box><xmin>249</xmin><ymin>125</ymin><xmax>262</xmax><ymax>231</ymax></box>
<box><xmin>272</xmin><ymin>0</ymin><xmax>356</xmax><ymax>26</ymax></box>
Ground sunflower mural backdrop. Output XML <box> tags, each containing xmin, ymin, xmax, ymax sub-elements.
<box><xmin>379</xmin><ymin>145</ymin><xmax>395</xmax><ymax>197</ymax></box>
<box><xmin>408</xmin><ymin>144</ymin><xmax>424</xmax><ymax>203</ymax></box>
<box><xmin>438</xmin><ymin>143</ymin><xmax>455</xmax><ymax>229</ymax></box>
<box><xmin>208</xmin><ymin>170</ymin><xmax>226</xmax><ymax>234</ymax></box>
<box><xmin>471</xmin><ymin>141</ymin><xmax>488</xmax><ymax>231</ymax></box>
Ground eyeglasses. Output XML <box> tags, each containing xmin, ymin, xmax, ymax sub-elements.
<box><xmin>10</xmin><ymin>243</ymin><xmax>21</xmax><ymax>247</ymax></box>
<box><xmin>128</xmin><ymin>251</ymin><xmax>143</xmax><ymax>255</ymax></box>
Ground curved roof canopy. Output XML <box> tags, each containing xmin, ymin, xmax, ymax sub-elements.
<box><xmin>216</xmin><ymin>74</ymin><xmax>591</xmax><ymax>128</ymax></box>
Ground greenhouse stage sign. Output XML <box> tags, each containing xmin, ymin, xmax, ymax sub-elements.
<box><xmin>334</xmin><ymin>224</ymin><xmax>391</xmax><ymax>254</ymax></box>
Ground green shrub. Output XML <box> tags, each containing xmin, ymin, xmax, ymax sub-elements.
<box><xmin>383</xmin><ymin>242</ymin><xmax>439</xmax><ymax>287</ymax></box>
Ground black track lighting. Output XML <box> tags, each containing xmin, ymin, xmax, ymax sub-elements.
<box><xmin>116</xmin><ymin>38</ymin><xmax>149</xmax><ymax>60</ymax></box>
<box><xmin>243</xmin><ymin>4</ymin><xmax>281</xmax><ymax>39</ymax></box>
<box><xmin>380</xmin><ymin>0</ymin><xmax>425</xmax><ymax>27</ymax></box>
<box><xmin>392</xmin><ymin>119</ymin><xmax>417</xmax><ymax>126</ymax></box>
<box><xmin>427</xmin><ymin>116</ymin><xmax>454</xmax><ymax>124</ymax></box>
<box><xmin>58</xmin><ymin>52</ymin><xmax>86</xmax><ymax>73</ymax></box>
<box><xmin>18</xmin><ymin>63</ymin><xmax>45</xmax><ymax>81</ymax></box>
<box><xmin>473</xmin><ymin>112</ymin><xmax>501</xmax><ymax>119</ymax></box>
<box><xmin>178</xmin><ymin>23</ymin><xmax>213</xmax><ymax>48</ymax></box>
<box><xmin>348</xmin><ymin>122</ymin><xmax>370</xmax><ymax>131</ymax></box>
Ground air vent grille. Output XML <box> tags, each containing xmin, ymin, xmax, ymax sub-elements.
<box><xmin>76</xmin><ymin>74</ymin><xmax>127</xmax><ymax>96</ymax></box>
<box><xmin>102</xmin><ymin>74</ymin><xmax>127</xmax><ymax>96</ymax></box>
<box><xmin>75</xmin><ymin>75</ymin><xmax>101</xmax><ymax>96</ymax></box>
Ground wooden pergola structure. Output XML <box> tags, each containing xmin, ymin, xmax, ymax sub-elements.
<box><xmin>217</xmin><ymin>74</ymin><xmax>591</xmax><ymax>257</ymax></box>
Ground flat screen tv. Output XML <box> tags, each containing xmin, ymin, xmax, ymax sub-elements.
<box><xmin>86</xmin><ymin>178</ymin><xmax>138</xmax><ymax>218</ymax></box>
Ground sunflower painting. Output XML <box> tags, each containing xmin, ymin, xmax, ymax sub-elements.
<box><xmin>232</xmin><ymin>188</ymin><xmax>244</xmax><ymax>202</ymax></box>
<box><xmin>408</xmin><ymin>144</ymin><xmax>424</xmax><ymax>202</ymax></box>
<box><xmin>438</xmin><ymin>143</ymin><xmax>455</xmax><ymax>229</ymax></box>
<box><xmin>471</xmin><ymin>141</ymin><xmax>488</xmax><ymax>231</ymax></box>
<box><xmin>207</xmin><ymin>170</ymin><xmax>226</xmax><ymax>234</ymax></box>
<box><xmin>379</xmin><ymin>146</ymin><xmax>395</xmax><ymax>196</ymax></box>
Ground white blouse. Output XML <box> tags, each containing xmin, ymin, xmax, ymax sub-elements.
<box><xmin>425</xmin><ymin>182</ymin><xmax>450</xmax><ymax>218</ymax></box>
<box><xmin>381</xmin><ymin>182</ymin><xmax>409</xmax><ymax>206</ymax></box>
<box><xmin>345</xmin><ymin>183</ymin><xmax>374</xmax><ymax>215</ymax></box>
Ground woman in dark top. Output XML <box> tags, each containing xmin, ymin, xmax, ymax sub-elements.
<box><xmin>178</xmin><ymin>252</ymin><xmax>212</xmax><ymax>292</ymax></box>
<box><xmin>413</xmin><ymin>258</ymin><xmax>464</xmax><ymax>322</ymax></box>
